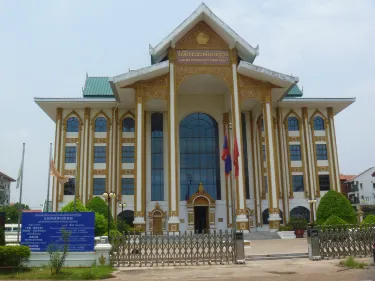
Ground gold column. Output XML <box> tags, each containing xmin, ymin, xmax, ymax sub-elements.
<box><xmin>262</xmin><ymin>92</ymin><xmax>280</xmax><ymax>230</ymax></box>
<box><xmin>328</xmin><ymin>107</ymin><xmax>340</xmax><ymax>191</ymax></box>
<box><xmin>83</xmin><ymin>108</ymin><xmax>90</xmax><ymax>204</ymax></box>
<box><xmin>302</xmin><ymin>108</ymin><xmax>313</xmax><ymax>198</ymax></box>
<box><xmin>53</xmin><ymin>108</ymin><xmax>63</xmax><ymax>211</ymax></box>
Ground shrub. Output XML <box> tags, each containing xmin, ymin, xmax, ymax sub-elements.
<box><xmin>86</xmin><ymin>197</ymin><xmax>115</xmax><ymax>229</ymax></box>
<box><xmin>95</xmin><ymin>213</ymin><xmax>107</xmax><ymax>237</ymax></box>
<box><xmin>47</xmin><ymin>228</ymin><xmax>71</xmax><ymax>275</ymax></box>
<box><xmin>316</xmin><ymin>190</ymin><xmax>356</xmax><ymax>225</ymax></box>
<box><xmin>323</xmin><ymin>215</ymin><xmax>348</xmax><ymax>226</ymax></box>
<box><xmin>117</xmin><ymin>219</ymin><xmax>132</xmax><ymax>233</ymax></box>
<box><xmin>290</xmin><ymin>216</ymin><xmax>307</xmax><ymax>230</ymax></box>
<box><xmin>104</xmin><ymin>230</ymin><xmax>122</xmax><ymax>238</ymax></box>
<box><xmin>339</xmin><ymin>256</ymin><xmax>367</xmax><ymax>269</ymax></box>
<box><xmin>279</xmin><ymin>224</ymin><xmax>293</xmax><ymax>231</ymax></box>
<box><xmin>60</xmin><ymin>200</ymin><xmax>87</xmax><ymax>212</ymax></box>
<box><xmin>361</xmin><ymin>214</ymin><xmax>375</xmax><ymax>225</ymax></box>
<box><xmin>0</xmin><ymin>245</ymin><xmax>30</xmax><ymax>266</ymax></box>
<box><xmin>0</xmin><ymin>227</ymin><xmax>5</xmax><ymax>246</ymax></box>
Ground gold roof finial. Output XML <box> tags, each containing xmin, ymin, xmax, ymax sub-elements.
<box><xmin>198</xmin><ymin>182</ymin><xmax>204</xmax><ymax>194</ymax></box>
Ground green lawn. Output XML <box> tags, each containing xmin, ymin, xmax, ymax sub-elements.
<box><xmin>0</xmin><ymin>266</ymin><xmax>114</xmax><ymax>280</ymax></box>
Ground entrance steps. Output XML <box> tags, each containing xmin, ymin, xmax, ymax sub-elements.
<box><xmin>244</xmin><ymin>231</ymin><xmax>281</xmax><ymax>241</ymax></box>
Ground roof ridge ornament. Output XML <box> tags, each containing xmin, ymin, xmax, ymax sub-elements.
<box><xmin>149</xmin><ymin>44</ymin><xmax>154</xmax><ymax>55</ymax></box>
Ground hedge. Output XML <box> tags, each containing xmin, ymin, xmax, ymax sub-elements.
<box><xmin>323</xmin><ymin>215</ymin><xmax>348</xmax><ymax>226</ymax></box>
<box><xmin>86</xmin><ymin>197</ymin><xmax>115</xmax><ymax>230</ymax></box>
<box><xmin>361</xmin><ymin>214</ymin><xmax>375</xmax><ymax>225</ymax></box>
<box><xmin>0</xmin><ymin>246</ymin><xmax>30</xmax><ymax>267</ymax></box>
<box><xmin>316</xmin><ymin>190</ymin><xmax>356</xmax><ymax>225</ymax></box>
<box><xmin>60</xmin><ymin>200</ymin><xmax>87</xmax><ymax>212</ymax></box>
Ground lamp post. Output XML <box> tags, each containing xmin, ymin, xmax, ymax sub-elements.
<box><xmin>103</xmin><ymin>191</ymin><xmax>116</xmax><ymax>242</ymax></box>
<box><xmin>118</xmin><ymin>202</ymin><xmax>127</xmax><ymax>213</ymax></box>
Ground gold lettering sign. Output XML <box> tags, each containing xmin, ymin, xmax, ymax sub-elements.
<box><xmin>176</xmin><ymin>50</ymin><xmax>229</xmax><ymax>65</ymax></box>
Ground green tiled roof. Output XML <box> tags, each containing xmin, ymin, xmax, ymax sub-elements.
<box><xmin>285</xmin><ymin>84</ymin><xmax>303</xmax><ymax>97</ymax></box>
<box><xmin>82</xmin><ymin>77</ymin><xmax>114</xmax><ymax>97</ymax></box>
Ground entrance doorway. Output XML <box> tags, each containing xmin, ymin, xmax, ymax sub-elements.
<box><xmin>194</xmin><ymin>206</ymin><xmax>208</xmax><ymax>233</ymax></box>
<box><xmin>153</xmin><ymin>212</ymin><xmax>163</xmax><ymax>234</ymax></box>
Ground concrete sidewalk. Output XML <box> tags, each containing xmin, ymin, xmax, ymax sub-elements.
<box><xmin>115</xmin><ymin>257</ymin><xmax>375</xmax><ymax>281</ymax></box>
<box><xmin>245</xmin><ymin>238</ymin><xmax>308</xmax><ymax>256</ymax></box>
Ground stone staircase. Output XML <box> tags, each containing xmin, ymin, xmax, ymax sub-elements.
<box><xmin>244</xmin><ymin>231</ymin><xmax>281</xmax><ymax>241</ymax></box>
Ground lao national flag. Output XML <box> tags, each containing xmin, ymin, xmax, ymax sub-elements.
<box><xmin>233</xmin><ymin>138</ymin><xmax>239</xmax><ymax>177</ymax></box>
<box><xmin>221</xmin><ymin>135</ymin><xmax>232</xmax><ymax>176</ymax></box>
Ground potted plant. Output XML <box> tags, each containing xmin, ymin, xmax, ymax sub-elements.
<box><xmin>291</xmin><ymin>216</ymin><xmax>307</xmax><ymax>238</ymax></box>
<box><xmin>277</xmin><ymin>223</ymin><xmax>295</xmax><ymax>239</ymax></box>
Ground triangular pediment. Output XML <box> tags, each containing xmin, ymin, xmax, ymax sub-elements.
<box><xmin>176</xmin><ymin>21</ymin><xmax>229</xmax><ymax>50</ymax></box>
<box><xmin>150</xmin><ymin>3</ymin><xmax>258</xmax><ymax>64</ymax></box>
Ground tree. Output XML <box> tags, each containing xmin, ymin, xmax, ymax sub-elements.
<box><xmin>0</xmin><ymin>203</ymin><xmax>30</xmax><ymax>223</ymax></box>
<box><xmin>361</xmin><ymin>214</ymin><xmax>375</xmax><ymax>225</ymax></box>
<box><xmin>60</xmin><ymin>200</ymin><xmax>87</xmax><ymax>212</ymax></box>
<box><xmin>86</xmin><ymin>197</ymin><xmax>115</xmax><ymax>230</ymax></box>
<box><xmin>323</xmin><ymin>215</ymin><xmax>348</xmax><ymax>226</ymax></box>
<box><xmin>94</xmin><ymin>213</ymin><xmax>107</xmax><ymax>237</ymax></box>
<box><xmin>316</xmin><ymin>190</ymin><xmax>356</xmax><ymax>225</ymax></box>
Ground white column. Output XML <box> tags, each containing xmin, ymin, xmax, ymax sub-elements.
<box><xmin>328</xmin><ymin>108</ymin><xmax>341</xmax><ymax>191</ymax></box>
<box><xmin>231</xmin><ymin>63</ymin><xmax>247</xmax><ymax>229</ymax></box>
<box><xmin>82</xmin><ymin>108</ymin><xmax>90</xmax><ymax>204</ymax></box>
<box><xmin>133</xmin><ymin>95</ymin><xmax>145</xmax><ymax>227</ymax></box>
<box><xmin>303</xmin><ymin>108</ymin><xmax>316</xmax><ymax>200</ymax></box>
<box><xmin>53</xmin><ymin>108</ymin><xmax>62</xmax><ymax>211</ymax></box>
<box><xmin>168</xmin><ymin>63</ymin><xmax>180</xmax><ymax>231</ymax></box>
<box><xmin>280</xmin><ymin>115</ymin><xmax>290</xmax><ymax>222</ymax></box>
<box><xmin>263</xmin><ymin>97</ymin><xmax>281</xmax><ymax>229</ymax></box>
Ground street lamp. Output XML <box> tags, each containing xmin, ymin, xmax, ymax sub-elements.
<box><xmin>118</xmin><ymin>202</ymin><xmax>127</xmax><ymax>213</ymax></box>
<box><xmin>103</xmin><ymin>191</ymin><xmax>116</xmax><ymax>242</ymax></box>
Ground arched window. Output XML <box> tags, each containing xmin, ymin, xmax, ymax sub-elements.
<box><xmin>151</xmin><ymin>113</ymin><xmax>164</xmax><ymax>201</ymax></box>
<box><xmin>290</xmin><ymin>206</ymin><xmax>310</xmax><ymax>223</ymax></box>
<box><xmin>314</xmin><ymin>116</ymin><xmax>325</xmax><ymax>130</ymax></box>
<box><xmin>287</xmin><ymin>117</ymin><xmax>299</xmax><ymax>131</ymax></box>
<box><xmin>122</xmin><ymin>117</ymin><xmax>135</xmax><ymax>132</ymax></box>
<box><xmin>66</xmin><ymin>117</ymin><xmax>79</xmax><ymax>132</ymax></box>
<box><xmin>180</xmin><ymin>113</ymin><xmax>221</xmax><ymax>200</ymax></box>
<box><xmin>95</xmin><ymin>117</ymin><xmax>107</xmax><ymax>132</ymax></box>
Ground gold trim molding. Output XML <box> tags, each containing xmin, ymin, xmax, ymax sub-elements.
<box><xmin>317</xmin><ymin>166</ymin><xmax>329</xmax><ymax>172</ymax></box>
<box><xmin>122</xmin><ymin>138</ymin><xmax>135</xmax><ymax>143</ymax></box>
<box><xmin>288</xmin><ymin>136</ymin><xmax>301</xmax><ymax>142</ymax></box>
<box><xmin>64</xmin><ymin>170</ymin><xmax>75</xmax><ymax>176</ymax></box>
<box><xmin>94</xmin><ymin>138</ymin><xmax>107</xmax><ymax>143</ymax></box>
<box><xmin>65</xmin><ymin>138</ymin><xmax>78</xmax><ymax>143</ymax></box>
<box><xmin>315</xmin><ymin>136</ymin><xmax>327</xmax><ymax>142</ymax></box>
<box><xmin>121</xmin><ymin>169</ymin><xmax>134</xmax><ymax>175</ymax></box>
<box><xmin>93</xmin><ymin>169</ymin><xmax>106</xmax><ymax>175</ymax></box>
<box><xmin>290</xmin><ymin>167</ymin><xmax>304</xmax><ymax>173</ymax></box>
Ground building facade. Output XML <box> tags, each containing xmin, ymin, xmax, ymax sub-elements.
<box><xmin>0</xmin><ymin>172</ymin><xmax>15</xmax><ymax>207</ymax></box>
<box><xmin>35</xmin><ymin>4</ymin><xmax>355</xmax><ymax>232</ymax></box>
<box><xmin>346</xmin><ymin>167</ymin><xmax>375</xmax><ymax>205</ymax></box>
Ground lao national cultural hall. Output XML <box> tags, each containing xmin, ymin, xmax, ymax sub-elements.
<box><xmin>35</xmin><ymin>3</ymin><xmax>355</xmax><ymax>233</ymax></box>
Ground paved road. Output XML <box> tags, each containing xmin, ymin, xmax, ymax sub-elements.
<box><xmin>115</xmin><ymin>258</ymin><xmax>375</xmax><ymax>281</ymax></box>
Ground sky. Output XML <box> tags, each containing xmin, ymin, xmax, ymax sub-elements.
<box><xmin>0</xmin><ymin>0</ymin><xmax>374</xmax><ymax>208</ymax></box>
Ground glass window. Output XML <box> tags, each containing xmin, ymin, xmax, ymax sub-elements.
<box><xmin>94</xmin><ymin>146</ymin><xmax>106</xmax><ymax>163</ymax></box>
<box><xmin>288</xmin><ymin>117</ymin><xmax>299</xmax><ymax>131</ymax></box>
<box><xmin>319</xmin><ymin>175</ymin><xmax>330</xmax><ymax>191</ymax></box>
<box><xmin>121</xmin><ymin>178</ymin><xmax>134</xmax><ymax>195</ymax></box>
<box><xmin>241</xmin><ymin>113</ymin><xmax>250</xmax><ymax>199</ymax></box>
<box><xmin>290</xmin><ymin>206</ymin><xmax>310</xmax><ymax>222</ymax></box>
<box><xmin>151</xmin><ymin>113</ymin><xmax>164</xmax><ymax>201</ymax></box>
<box><xmin>93</xmin><ymin>178</ymin><xmax>106</xmax><ymax>195</ymax></box>
<box><xmin>290</xmin><ymin>145</ymin><xmax>301</xmax><ymax>161</ymax></box>
<box><xmin>292</xmin><ymin>175</ymin><xmax>304</xmax><ymax>192</ymax></box>
<box><xmin>122</xmin><ymin>118</ymin><xmax>135</xmax><ymax>132</ymax></box>
<box><xmin>314</xmin><ymin>116</ymin><xmax>325</xmax><ymax>130</ymax></box>
<box><xmin>180</xmin><ymin>113</ymin><xmax>221</xmax><ymax>200</ymax></box>
<box><xmin>64</xmin><ymin>178</ymin><xmax>75</xmax><ymax>195</ymax></box>
<box><xmin>65</xmin><ymin>146</ymin><xmax>76</xmax><ymax>163</ymax></box>
<box><xmin>262</xmin><ymin>145</ymin><xmax>266</xmax><ymax>161</ymax></box>
<box><xmin>66</xmin><ymin>117</ymin><xmax>79</xmax><ymax>132</ymax></box>
<box><xmin>95</xmin><ymin>117</ymin><xmax>107</xmax><ymax>132</ymax></box>
<box><xmin>122</xmin><ymin>146</ymin><xmax>134</xmax><ymax>163</ymax></box>
<box><xmin>316</xmin><ymin>144</ymin><xmax>327</xmax><ymax>160</ymax></box>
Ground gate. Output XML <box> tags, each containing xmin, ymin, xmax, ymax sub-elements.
<box><xmin>318</xmin><ymin>224</ymin><xmax>375</xmax><ymax>259</ymax></box>
<box><xmin>110</xmin><ymin>230</ymin><xmax>236</xmax><ymax>267</ymax></box>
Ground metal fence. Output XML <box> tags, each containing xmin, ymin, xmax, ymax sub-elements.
<box><xmin>317</xmin><ymin>224</ymin><xmax>375</xmax><ymax>259</ymax></box>
<box><xmin>110</xmin><ymin>230</ymin><xmax>236</xmax><ymax>267</ymax></box>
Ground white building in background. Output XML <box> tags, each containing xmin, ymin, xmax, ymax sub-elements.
<box><xmin>0</xmin><ymin>172</ymin><xmax>15</xmax><ymax>207</ymax></box>
<box><xmin>35</xmin><ymin>3</ymin><xmax>355</xmax><ymax>233</ymax></box>
<box><xmin>347</xmin><ymin>167</ymin><xmax>375</xmax><ymax>205</ymax></box>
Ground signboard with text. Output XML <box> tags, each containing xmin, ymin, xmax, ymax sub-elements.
<box><xmin>176</xmin><ymin>50</ymin><xmax>230</xmax><ymax>65</ymax></box>
<box><xmin>21</xmin><ymin>212</ymin><xmax>95</xmax><ymax>252</ymax></box>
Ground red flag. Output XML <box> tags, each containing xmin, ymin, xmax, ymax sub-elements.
<box><xmin>233</xmin><ymin>138</ymin><xmax>239</xmax><ymax>177</ymax></box>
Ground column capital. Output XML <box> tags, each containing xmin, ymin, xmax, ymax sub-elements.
<box><xmin>262</xmin><ymin>94</ymin><xmax>271</xmax><ymax>104</ymax></box>
<box><xmin>302</xmin><ymin>107</ymin><xmax>308</xmax><ymax>119</ymax></box>
<box><xmin>84</xmin><ymin>107</ymin><xmax>90</xmax><ymax>120</ymax></box>
<box><xmin>56</xmin><ymin>108</ymin><xmax>63</xmax><ymax>120</ymax></box>
<box><xmin>327</xmin><ymin>107</ymin><xmax>334</xmax><ymax>118</ymax></box>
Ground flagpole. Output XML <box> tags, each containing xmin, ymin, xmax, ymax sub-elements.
<box><xmin>74</xmin><ymin>142</ymin><xmax>78</xmax><ymax>212</ymax></box>
<box><xmin>17</xmin><ymin>143</ymin><xmax>25</xmax><ymax>244</ymax></box>
<box><xmin>46</xmin><ymin>143</ymin><xmax>52</xmax><ymax>212</ymax></box>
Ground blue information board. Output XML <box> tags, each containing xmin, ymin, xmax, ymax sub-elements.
<box><xmin>21</xmin><ymin>212</ymin><xmax>95</xmax><ymax>252</ymax></box>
